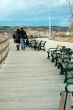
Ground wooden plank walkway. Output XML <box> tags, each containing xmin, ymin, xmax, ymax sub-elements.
<box><xmin>0</xmin><ymin>39</ymin><xmax>65</xmax><ymax>110</ymax></box>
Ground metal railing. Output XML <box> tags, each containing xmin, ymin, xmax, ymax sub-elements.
<box><xmin>0</xmin><ymin>37</ymin><xmax>9</xmax><ymax>67</ymax></box>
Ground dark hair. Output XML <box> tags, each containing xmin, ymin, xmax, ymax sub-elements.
<box><xmin>16</xmin><ymin>29</ymin><xmax>20</xmax><ymax>34</ymax></box>
<box><xmin>17</xmin><ymin>29</ymin><xmax>20</xmax><ymax>31</ymax></box>
<box><xmin>21</xmin><ymin>28</ymin><xmax>24</xmax><ymax>29</ymax></box>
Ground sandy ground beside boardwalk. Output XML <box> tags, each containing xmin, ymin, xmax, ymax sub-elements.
<box><xmin>54</xmin><ymin>36</ymin><xmax>73</xmax><ymax>43</ymax></box>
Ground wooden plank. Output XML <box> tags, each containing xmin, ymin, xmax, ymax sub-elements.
<box><xmin>65</xmin><ymin>93</ymin><xmax>72</xmax><ymax>110</ymax></box>
<box><xmin>58</xmin><ymin>92</ymin><xmax>72</xmax><ymax>110</ymax></box>
<box><xmin>0</xmin><ymin>39</ymin><xmax>66</xmax><ymax>110</ymax></box>
<box><xmin>58</xmin><ymin>92</ymin><xmax>66</xmax><ymax>110</ymax></box>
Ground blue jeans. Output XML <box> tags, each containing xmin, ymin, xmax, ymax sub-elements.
<box><xmin>20</xmin><ymin>38</ymin><xmax>25</xmax><ymax>50</ymax></box>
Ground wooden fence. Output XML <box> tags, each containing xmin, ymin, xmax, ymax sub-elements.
<box><xmin>0</xmin><ymin>37</ymin><xmax>9</xmax><ymax>66</ymax></box>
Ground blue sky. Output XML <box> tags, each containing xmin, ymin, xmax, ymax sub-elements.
<box><xmin>0</xmin><ymin>0</ymin><xmax>73</xmax><ymax>26</ymax></box>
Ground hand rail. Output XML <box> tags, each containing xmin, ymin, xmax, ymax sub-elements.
<box><xmin>0</xmin><ymin>37</ymin><xmax>9</xmax><ymax>43</ymax></box>
<box><xmin>0</xmin><ymin>37</ymin><xmax>9</xmax><ymax>67</ymax></box>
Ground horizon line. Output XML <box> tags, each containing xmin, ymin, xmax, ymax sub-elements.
<box><xmin>0</xmin><ymin>25</ymin><xmax>68</xmax><ymax>27</ymax></box>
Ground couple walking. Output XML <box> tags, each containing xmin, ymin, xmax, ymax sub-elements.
<box><xmin>13</xmin><ymin>28</ymin><xmax>28</xmax><ymax>51</ymax></box>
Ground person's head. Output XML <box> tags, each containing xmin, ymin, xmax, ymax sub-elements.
<box><xmin>16</xmin><ymin>28</ymin><xmax>20</xmax><ymax>34</ymax></box>
<box><xmin>17</xmin><ymin>29</ymin><xmax>20</xmax><ymax>31</ymax></box>
<box><xmin>21</xmin><ymin>28</ymin><xmax>24</xmax><ymax>30</ymax></box>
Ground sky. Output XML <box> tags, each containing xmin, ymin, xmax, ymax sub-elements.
<box><xmin>0</xmin><ymin>0</ymin><xmax>73</xmax><ymax>26</ymax></box>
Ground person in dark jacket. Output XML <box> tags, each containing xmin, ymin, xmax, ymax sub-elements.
<box><xmin>15</xmin><ymin>29</ymin><xmax>20</xmax><ymax>51</ymax></box>
<box><xmin>12</xmin><ymin>34</ymin><xmax>16</xmax><ymax>43</ymax></box>
<box><xmin>20</xmin><ymin>28</ymin><xmax>27</xmax><ymax>50</ymax></box>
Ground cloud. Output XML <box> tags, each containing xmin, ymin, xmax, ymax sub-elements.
<box><xmin>0</xmin><ymin>0</ymin><xmax>72</xmax><ymax>26</ymax></box>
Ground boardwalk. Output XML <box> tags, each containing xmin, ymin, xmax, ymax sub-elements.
<box><xmin>0</xmin><ymin>39</ymin><xmax>65</xmax><ymax>110</ymax></box>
